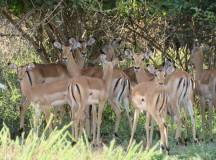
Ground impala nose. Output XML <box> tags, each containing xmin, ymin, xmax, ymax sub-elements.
<box><xmin>62</xmin><ymin>58</ymin><xmax>68</xmax><ymax>63</ymax></box>
<box><xmin>134</xmin><ymin>66</ymin><xmax>140</xmax><ymax>71</ymax></box>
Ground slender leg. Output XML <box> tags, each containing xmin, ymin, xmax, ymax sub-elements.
<box><xmin>174</xmin><ymin>111</ymin><xmax>182</xmax><ymax>143</ymax></box>
<box><xmin>123</xmin><ymin>97</ymin><xmax>132</xmax><ymax>132</ymax></box>
<box><xmin>43</xmin><ymin>106</ymin><xmax>53</xmax><ymax>133</ymax></box>
<box><xmin>108</xmin><ymin>98</ymin><xmax>121</xmax><ymax>136</ymax></box>
<box><xmin>185</xmin><ymin>100</ymin><xmax>197</xmax><ymax>142</ymax></box>
<box><xmin>200</xmin><ymin>97</ymin><xmax>206</xmax><ymax>139</ymax></box>
<box><xmin>84</xmin><ymin>105</ymin><xmax>91</xmax><ymax>137</ymax></box>
<box><xmin>128</xmin><ymin>109</ymin><xmax>140</xmax><ymax>150</ymax></box>
<box><xmin>207</xmin><ymin>101</ymin><xmax>213</xmax><ymax>141</ymax></box>
<box><xmin>33</xmin><ymin>103</ymin><xmax>42</xmax><ymax>135</ymax></box>
<box><xmin>145</xmin><ymin>112</ymin><xmax>151</xmax><ymax>150</ymax></box>
<box><xmin>151</xmin><ymin>113</ymin><xmax>169</xmax><ymax>153</ymax></box>
<box><xmin>91</xmin><ymin>105</ymin><xmax>97</xmax><ymax>145</ymax></box>
<box><xmin>19</xmin><ymin>97</ymin><xmax>30</xmax><ymax>134</ymax></box>
<box><xmin>170</xmin><ymin>100</ymin><xmax>182</xmax><ymax>143</ymax></box>
<box><xmin>96</xmin><ymin>101</ymin><xmax>106</xmax><ymax>145</ymax></box>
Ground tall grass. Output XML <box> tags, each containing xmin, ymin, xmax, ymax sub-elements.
<box><xmin>0</xmin><ymin>124</ymin><xmax>163</xmax><ymax>160</ymax></box>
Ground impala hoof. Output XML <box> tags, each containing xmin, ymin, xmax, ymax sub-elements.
<box><xmin>71</xmin><ymin>141</ymin><xmax>77</xmax><ymax>146</ymax></box>
<box><xmin>18</xmin><ymin>128</ymin><xmax>24</xmax><ymax>136</ymax></box>
<box><xmin>184</xmin><ymin>138</ymin><xmax>188</xmax><ymax>146</ymax></box>
<box><xmin>160</xmin><ymin>144</ymin><xmax>169</xmax><ymax>154</ymax></box>
<box><xmin>114</xmin><ymin>132</ymin><xmax>120</xmax><ymax>138</ymax></box>
<box><xmin>194</xmin><ymin>138</ymin><xmax>198</xmax><ymax>143</ymax></box>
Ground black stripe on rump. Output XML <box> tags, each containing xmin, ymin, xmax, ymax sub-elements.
<box><xmin>177</xmin><ymin>78</ymin><xmax>183</xmax><ymax>90</ymax></box>
<box><xmin>113</xmin><ymin>78</ymin><xmax>121</xmax><ymax>93</ymax></box>
<box><xmin>183</xmin><ymin>79</ymin><xmax>189</xmax><ymax>98</ymax></box>
<box><xmin>128</xmin><ymin>79</ymin><xmax>131</xmax><ymax>93</ymax></box>
<box><xmin>118</xmin><ymin>78</ymin><xmax>127</xmax><ymax>101</ymax></box>
<box><xmin>26</xmin><ymin>71</ymin><xmax>32</xmax><ymax>86</ymax></box>
<box><xmin>178</xmin><ymin>79</ymin><xmax>185</xmax><ymax>100</ymax></box>
<box><xmin>159</xmin><ymin>92</ymin><xmax>166</xmax><ymax>113</ymax></box>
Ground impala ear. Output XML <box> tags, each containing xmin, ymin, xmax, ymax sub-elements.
<box><xmin>53</xmin><ymin>41</ymin><xmax>62</xmax><ymax>49</ymax></box>
<box><xmin>124</xmin><ymin>49</ymin><xmax>133</xmax><ymax>59</ymax></box>
<box><xmin>8</xmin><ymin>63</ymin><xmax>17</xmax><ymax>69</ymax></box>
<box><xmin>99</xmin><ymin>54</ymin><xmax>107</xmax><ymax>63</ymax></box>
<box><xmin>87</xmin><ymin>37</ymin><xmax>96</xmax><ymax>46</ymax></box>
<box><xmin>144</xmin><ymin>50</ymin><xmax>153</xmax><ymax>60</ymax></box>
<box><xmin>26</xmin><ymin>63</ymin><xmax>35</xmax><ymax>71</ymax></box>
<box><xmin>147</xmin><ymin>64</ymin><xmax>156</xmax><ymax>75</ymax></box>
<box><xmin>111</xmin><ymin>37</ymin><xmax>122</xmax><ymax>47</ymax></box>
<box><xmin>69</xmin><ymin>37</ymin><xmax>81</xmax><ymax>50</ymax></box>
<box><xmin>112</xmin><ymin>58</ymin><xmax>119</xmax><ymax>66</ymax></box>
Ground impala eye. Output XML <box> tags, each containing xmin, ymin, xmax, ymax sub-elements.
<box><xmin>141</xmin><ymin>98</ymin><xmax>144</xmax><ymax>102</ymax></box>
<box><xmin>132</xmin><ymin>57</ymin><xmax>135</xmax><ymax>61</ymax></box>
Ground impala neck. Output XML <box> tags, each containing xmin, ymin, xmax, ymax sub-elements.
<box><xmin>193</xmin><ymin>55</ymin><xmax>204</xmax><ymax>82</ymax></box>
<box><xmin>20</xmin><ymin>73</ymin><xmax>33</xmax><ymax>96</ymax></box>
<box><xmin>73</xmin><ymin>49</ymin><xmax>85</xmax><ymax>68</ymax></box>
<box><xmin>135</xmin><ymin>67</ymin><xmax>153</xmax><ymax>83</ymax></box>
<box><xmin>66</xmin><ymin>51</ymin><xmax>82</xmax><ymax>77</ymax></box>
<box><xmin>102</xmin><ymin>62</ymin><xmax>113</xmax><ymax>92</ymax></box>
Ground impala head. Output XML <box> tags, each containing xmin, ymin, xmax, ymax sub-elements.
<box><xmin>124</xmin><ymin>49</ymin><xmax>153</xmax><ymax>72</ymax></box>
<box><xmin>190</xmin><ymin>46</ymin><xmax>204</xmax><ymax>67</ymax></box>
<box><xmin>8</xmin><ymin>63</ymin><xmax>35</xmax><ymax>80</ymax></box>
<box><xmin>162</xmin><ymin>58</ymin><xmax>175</xmax><ymax>74</ymax></box>
<box><xmin>147</xmin><ymin>64</ymin><xmax>165</xmax><ymax>84</ymax></box>
<box><xmin>53</xmin><ymin>37</ymin><xmax>95</xmax><ymax>63</ymax></box>
<box><xmin>101</xmin><ymin>37</ymin><xmax>122</xmax><ymax>61</ymax></box>
<box><xmin>155</xmin><ymin>70</ymin><xmax>166</xmax><ymax>84</ymax></box>
<box><xmin>71</xmin><ymin>37</ymin><xmax>96</xmax><ymax>56</ymax></box>
<box><xmin>99</xmin><ymin>53</ymin><xmax>118</xmax><ymax>68</ymax></box>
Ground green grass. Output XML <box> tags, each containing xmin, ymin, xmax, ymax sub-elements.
<box><xmin>0</xmin><ymin>119</ymin><xmax>216</xmax><ymax>160</ymax></box>
<box><xmin>0</xmin><ymin>124</ymin><xmax>163</xmax><ymax>160</ymax></box>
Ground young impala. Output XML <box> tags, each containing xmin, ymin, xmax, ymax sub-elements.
<box><xmin>55</xmin><ymin>39</ymin><xmax>132</xmax><ymax>137</ymax></box>
<box><xmin>9</xmin><ymin>37</ymin><xmax>95</xmax><ymax>134</ymax></box>
<box><xmin>190</xmin><ymin>45</ymin><xmax>216</xmax><ymax>140</ymax></box>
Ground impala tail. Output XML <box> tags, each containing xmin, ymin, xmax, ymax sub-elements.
<box><xmin>68</xmin><ymin>82</ymin><xmax>85</xmax><ymax>108</ymax></box>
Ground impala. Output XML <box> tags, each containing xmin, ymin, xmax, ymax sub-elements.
<box><xmin>190</xmin><ymin>45</ymin><xmax>216</xmax><ymax>140</ymax></box>
<box><xmin>150</xmin><ymin>61</ymin><xmax>196</xmax><ymax>144</ymax></box>
<box><xmin>125</xmin><ymin>49</ymin><xmax>196</xmax><ymax>149</ymax></box>
<box><xmin>9</xmin><ymin>37</ymin><xmax>95</xmax><ymax>133</ymax></box>
<box><xmin>129</xmin><ymin>71</ymin><xmax>169</xmax><ymax>153</ymax></box>
<box><xmin>67</xmin><ymin>54</ymin><xmax>115</xmax><ymax>145</ymax></box>
<box><xmin>56</xmin><ymin>39</ymin><xmax>132</xmax><ymax>136</ymax></box>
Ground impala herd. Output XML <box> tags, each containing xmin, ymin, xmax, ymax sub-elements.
<box><xmin>8</xmin><ymin>37</ymin><xmax>215</xmax><ymax>153</ymax></box>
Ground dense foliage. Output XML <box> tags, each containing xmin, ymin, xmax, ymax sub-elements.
<box><xmin>0</xmin><ymin>0</ymin><xmax>216</xmax><ymax>159</ymax></box>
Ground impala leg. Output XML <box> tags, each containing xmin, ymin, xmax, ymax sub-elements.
<box><xmin>70</xmin><ymin>107</ymin><xmax>75</xmax><ymax>137</ymax></box>
<box><xmin>200</xmin><ymin>97</ymin><xmax>206</xmax><ymax>139</ymax></box>
<box><xmin>43</xmin><ymin>106</ymin><xmax>53</xmax><ymax>133</ymax></box>
<box><xmin>84</xmin><ymin>105</ymin><xmax>91</xmax><ymax>138</ymax></box>
<box><xmin>91</xmin><ymin>105</ymin><xmax>97</xmax><ymax>145</ymax></box>
<box><xmin>151</xmin><ymin>113</ymin><xmax>169</xmax><ymax>153</ymax></box>
<box><xmin>109</xmin><ymin>98</ymin><xmax>121</xmax><ymax>136</ymax></box>
<box><xmin>96</xmin><ymin>101</ymin><xmax>105</xmax><ymax>145</ymax></box>
<box><xmin>71</xmin><ymin>106</ymin><xmax>78</xmax><ymax>140</ymax></box>
<box><xmin>74</xmin><ymin>107</ymin><xmax>81</xmax><ymax>140</ymax></box>
<box><xmin>76</xmin><ymin>100</ymin><xmax>86</xmax><ymax>138</ymax></box>
<box><xmin>33</xmin><ymin>104</ymin><xmax>42</xmax><ymax>135</ymax></box>
<box><xmin>207</xmin><ymin>101</ymin><xmax>213</xmax><ymax>141</ymax></box>
<box><xmin>185</xmin><ymin>100</ymin><xmax>197</xmax><ymax>142</ymax></box>
<box><xmin>128</xmin><ymin>109</ymin><xmax>140</xmax><ymax>150</ymax></box>
<box><xmin>19</xmin><ymin>97</ymin><xmax>30</xmax><ymax>134</ymax></box>
<box><xmin>123</xmin><ymin>97</ymin><xmax>132</xmax><ymax>132</ymax></box>
<box><xmin>174</xmin><ymin>109</ymin><xmax>182</xmax><ymax>144</ymax></box>
<box><xmin>145</xmin><ymin>112</ymin><xmax>152</xmax><ymax>150</ymax></box>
